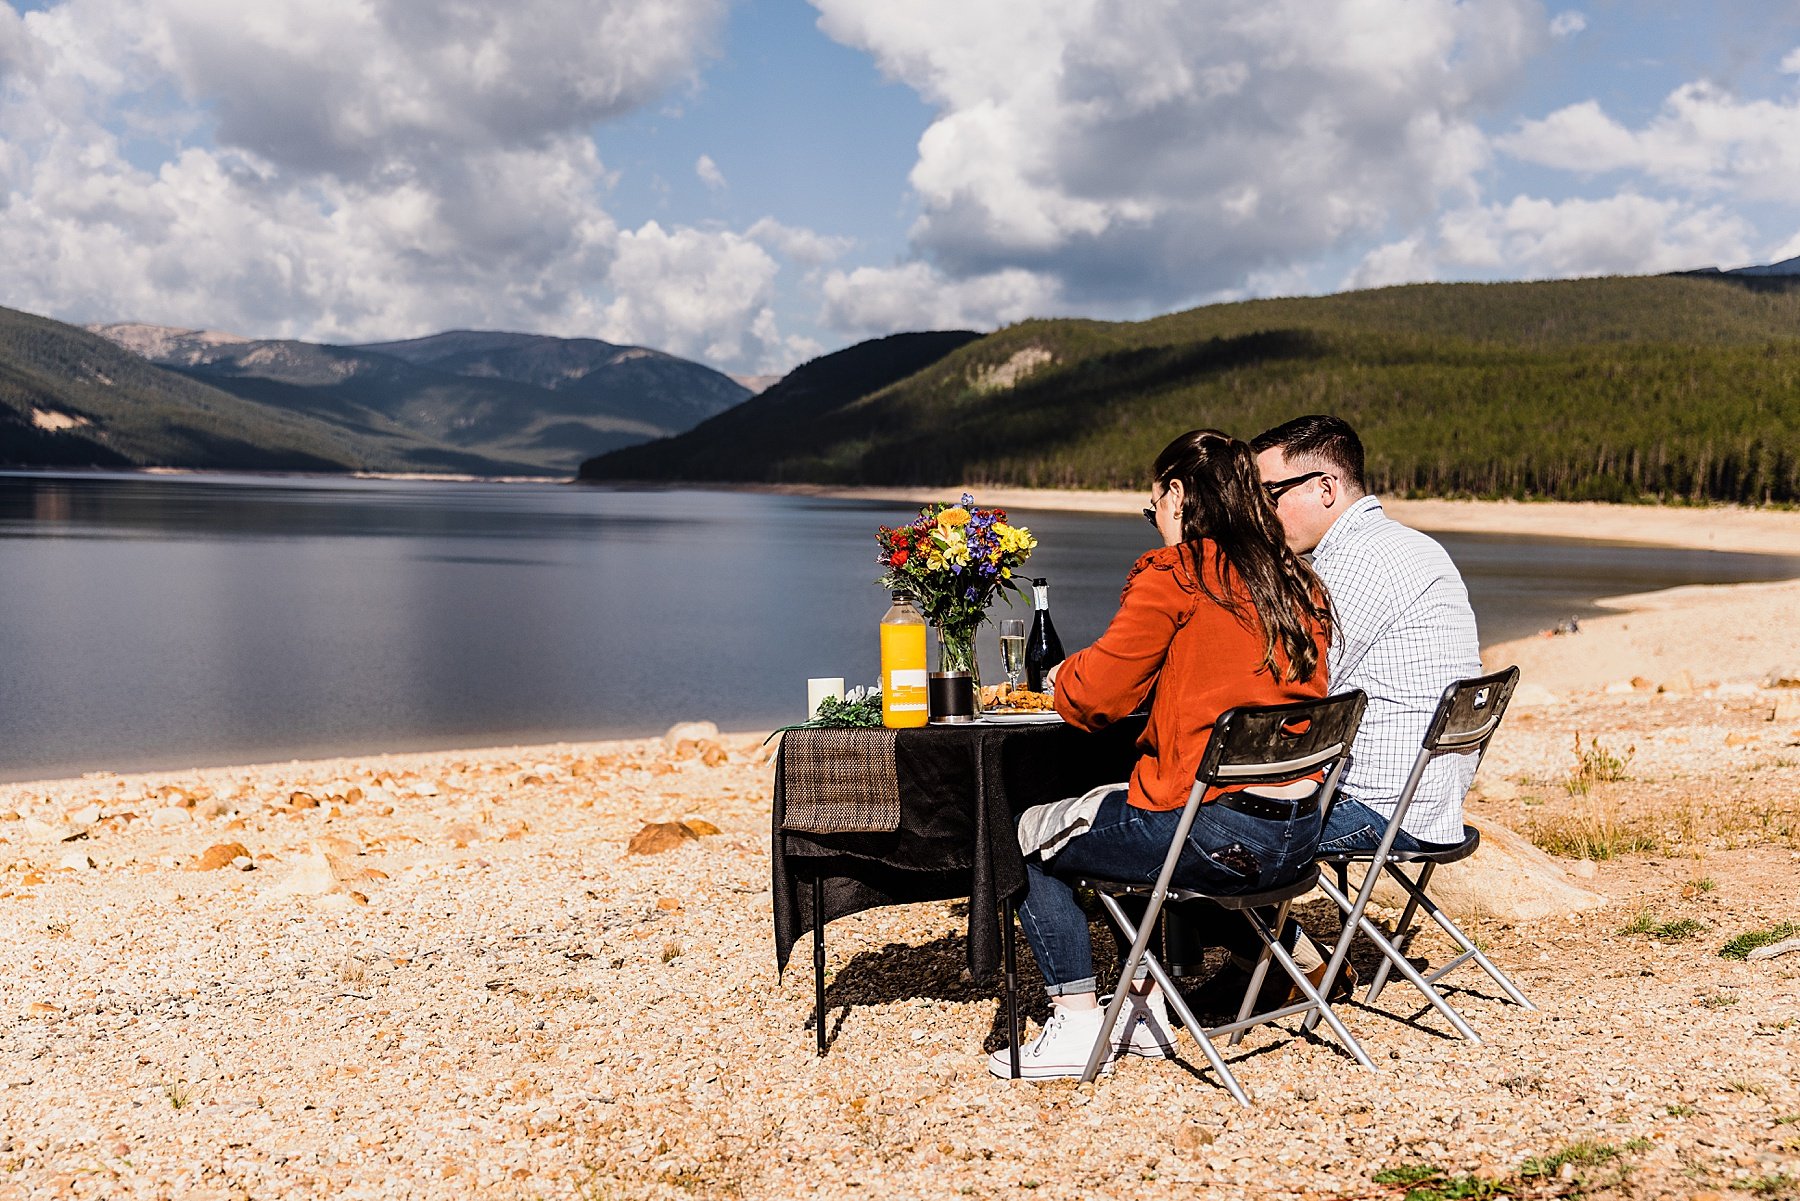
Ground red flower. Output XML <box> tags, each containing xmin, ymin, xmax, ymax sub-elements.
<box><xmin>891</xmin><ymin>547</ymin><xmax>909</xmax><ymax>565</ymax></box>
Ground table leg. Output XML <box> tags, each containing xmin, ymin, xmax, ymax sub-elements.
<box><xmin>813</xmin><ymin>875</ymin><xmax>827</xmax><ymax>1056</ymax></box>
<box><xmin>1004</xmin><ymin>895</ymin><xmax>1020</xmax><ymax>1079</ymax></box>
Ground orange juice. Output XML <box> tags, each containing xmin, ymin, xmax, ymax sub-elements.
<box><xmin>880</xmin><ymin>592</ymin><xmax>929</xmax><ymax>728</ymax></box>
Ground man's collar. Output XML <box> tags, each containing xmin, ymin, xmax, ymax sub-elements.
<box><xmin>1313</xmin><ymin>493</ymin><xmax>1383</xmax><ymax>558</ymax></box>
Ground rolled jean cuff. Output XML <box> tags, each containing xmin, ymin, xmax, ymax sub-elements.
<box><xmin>1044</xmin><ymin>975</ymin><xmax>1097</xmax><ymax>998</ymax></box>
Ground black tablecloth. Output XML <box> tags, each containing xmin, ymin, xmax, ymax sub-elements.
<box><xmin>771</xmin><ymin>715</ymin><xmax>1147</xmax><ymax>982</ymax></box>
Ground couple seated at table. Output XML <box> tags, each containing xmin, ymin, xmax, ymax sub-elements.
<box><xmin>993</xmin><ymin>416</ymin><xmax>1481</xmax><ymax>1080</ymax></box>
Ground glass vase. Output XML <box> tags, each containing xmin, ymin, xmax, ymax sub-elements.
<box><xmin>936</xmin><ymin>623</ymin><xmax>982</xmax><ymax>711</ymax></box>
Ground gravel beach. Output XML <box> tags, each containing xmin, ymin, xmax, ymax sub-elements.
<box><xmin>3</xmin><ymin>576</ymin><xmax>1798</xmax><ymax>1199</ymax></box>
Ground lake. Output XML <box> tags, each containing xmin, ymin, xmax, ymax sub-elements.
<box><xmin>4</xmin><ymin>471</ymin><xmax>1797</xmax><ymax>783</ymax></box>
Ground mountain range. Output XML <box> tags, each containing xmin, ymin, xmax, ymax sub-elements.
<box><xmin>581</xmin><ymin>271</ymin><xmax>1800</xmax><ymax>505</ymax></box>
<box><xmin>85</xmin><ymin>323</ymin><xmax>750</xmax><ymax>474</ymax></box>
<box><xmin>0</xmin><ymin>306</ymin><xmax>751</xmax><ymax>475</ymax></box>
<box><xmin>9</xmin><ymin>252</ymin><xmax>1800</xmax><ymax>499</ymax></box>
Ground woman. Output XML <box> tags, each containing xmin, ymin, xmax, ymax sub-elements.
<box><xmin>993</xmin><ymin>429</ymin><xmax>1333</xmax><ymax>1080</ymax></box>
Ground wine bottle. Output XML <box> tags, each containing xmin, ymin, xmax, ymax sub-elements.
<box><xmin>1024</xmin><ymin>577</ymin><xmax>1065</xmax><ymax>692</ymax></box>
<box><xmin>879</xmin><ymin>591</ymin><xmax>929</xmax><ymax>728</ymax></box>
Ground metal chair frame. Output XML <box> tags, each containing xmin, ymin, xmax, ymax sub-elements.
<box><xmin>1072</xmin><ymin>691</ymin><xmax>1372</xmax><ymax>1103</ymax></box>
<box><xmin>1309</xmin><ymin>666</ymin><xmax>1535</xmax><ymax>1042</ymax></box>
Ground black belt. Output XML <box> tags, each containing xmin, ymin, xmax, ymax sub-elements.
<box><xmin>1212</xmin><ymin>790</ymin><xmax>1320</xmax><ymax>821</ymax></box>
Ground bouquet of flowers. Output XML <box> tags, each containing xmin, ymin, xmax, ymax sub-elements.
<box><xmin>876</xmin><ymin>493</ymin><xmax>1037</xmax><ymax>676</ymax></box>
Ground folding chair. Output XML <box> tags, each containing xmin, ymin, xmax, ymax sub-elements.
<box><xmin>1310</xmin><ymin>666</ymin><xmax>1534</xmax><ymax>1043</ymax></box>
<box><xmin>1076</xmin><ymin>691</ymin><xmax>1371</xmax><ymax>1104</ymax></box>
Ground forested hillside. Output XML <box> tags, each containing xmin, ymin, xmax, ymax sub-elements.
<box><xmin>583</xmin><ymin>276</ymin><xmax>1800</xmax><ymax>503</ymax></box>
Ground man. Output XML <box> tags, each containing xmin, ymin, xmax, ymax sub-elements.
<box><xmin>1173</xmin><ymin>413</ymin><xmax>1484</xmax><ymax>1017</ymax></box>
<box><xmin>1249</xmin><ymin>414</ymin><xmax>1483</xmax><ymax>854</ymax></box>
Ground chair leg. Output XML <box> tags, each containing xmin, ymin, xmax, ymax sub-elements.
<box><xmin>1364</xmin><ymin>862</ymin><xmax>1428</xmax><ymax>1003</ymax></box>
<box><xmin>813</xmin><ymin>876</ymin><xmax>828</xmax><ymax>1056</ymax></box>
<box><xmin>1229</xmin><ymin>903</ymin><xmax>1376</xmax><ymax>1071</ymax></box>
<box><xmin>1095</xmin><ymin>893</ymin><xmax>1251</xmax><ymax>1106</ymax></box>
<box><xmin>1230</xmin><ymin>898</ymin><xmax>1291</xmax><ymax>1037</ymax></box>
<box><xmin>1372</xmin><ymin>864</ymin><xmax>1536</xmax><ymax>1011</ymax></box>
<box><xmin>1082</xmin><ymin>893</ymin><xmax>1154</xmax><ymax>1085</ymax></box>
<box><xmin>1314</xmin><ymin>873</ymin><xmax>1480</xmax><ymax>1042</ymax></box>
<box><xmin>1004</xmin><ymin>895</ymin><xmax>1021</xmax><ymax>1079</ymax></box>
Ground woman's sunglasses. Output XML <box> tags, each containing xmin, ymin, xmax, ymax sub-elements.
<box><xmin>1262</xmin><ymin>470</ymin><xmax>1327</xmax><ymax>502</ymax></box>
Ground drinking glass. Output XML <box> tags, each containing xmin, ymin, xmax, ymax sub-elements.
<box><xmin>998</xmin><ymin>619</ymin><xmax>1027</xmax><ymax>689</ymax></box>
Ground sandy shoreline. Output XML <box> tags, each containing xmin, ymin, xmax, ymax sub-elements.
<box><xmin>3</xmin><ymin>569</ymin><xmax>1798</xmax><ymax>1197</ymax></box>
<box><xmin>714</xmin><ymin>482</ymin><xmax>1800</xmax><ymax>557</ymax></box>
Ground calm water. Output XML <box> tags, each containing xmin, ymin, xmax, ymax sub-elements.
<box><xmin>4</xmin><ymin>471</ymin><xmax>1797</xmax><ymax>782</ymax></box>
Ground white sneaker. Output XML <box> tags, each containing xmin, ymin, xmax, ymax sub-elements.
<box><xmin>1115</xmin><ymin>991</ymin><xmax>1177</xmax><ymax>1059</ymax></box>
<box><xmin>987</xmin><ymin>1006</ymin><xmax>1117</xmax><ymax>1080</ymax></box>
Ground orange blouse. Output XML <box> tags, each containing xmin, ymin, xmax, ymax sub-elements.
<box><xmin>1052</xmin><ymin>541</ymin><xmax>1330</xmax><ymax>812</ymax></box>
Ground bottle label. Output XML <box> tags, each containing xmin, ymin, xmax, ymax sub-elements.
<box><xmin>888</xmin><ymin>668</ymin><xmax>928</xmax><ymax>711</ymax></box>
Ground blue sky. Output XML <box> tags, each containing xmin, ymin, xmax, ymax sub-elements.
<box><xmin>2</xmin><ymin>0</ymin><xmax>1799</xmax><ymax>376</ymax></box>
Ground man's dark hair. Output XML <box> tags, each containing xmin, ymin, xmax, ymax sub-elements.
<box><xmin>1250</xmin><ymin>414</ymin><xmax>1367</xmax><ymax>494</ymax></box>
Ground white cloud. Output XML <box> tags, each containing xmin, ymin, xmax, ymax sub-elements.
<box><xmin>810</xmin><ymin>0</ymin><xmax>1546</xmax><ymax>315</ymax></box>
<box><xmin>818</xmin><ymin>262</ymin><xmax>1060</xmax><ymax>338</ymax></box>
<box><xmin>1346</xmin><ymin>193</ymin><xmax>1754</xmax><ymax>289</ymax></box>
<box><xmin>1499</xmin><ymin>82</ymin><xmax>1800</xmax><ymax>202</ymax></box>
<box><xmin>1549</xmin><ymin>10</ymin><xmax>1586</xmax><ymax>38</ymax></box>
<box><xmin>599</xmin><ymin>220</ymin><xmax>788</xmax><ymax>368</ymax></box>
<box><xmin>695</xmin><ymin>153</ymin><xmax>725</xmax><ymax>190</ymax></box>
<box><xmin>1781</xmin><ymin>46</ymin><xmax>1800</xmax><ymax>74</ymax></box>
<box><xmin>0</xmin><ymin>0</ymin><xmax>823</xmax><ymax>373</ymax></box>
<box><xmin>746</xmin><ymin>217</ymin><xmax>853</xmax><ymax>266</ymax></box>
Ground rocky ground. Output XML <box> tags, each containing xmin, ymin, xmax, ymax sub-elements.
<box><xmin>3</xmin><ymin>596</ymin><xmax>1799</xmax><ymax>1199</ymax></box>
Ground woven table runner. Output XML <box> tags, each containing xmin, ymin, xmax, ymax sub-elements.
<box><xmin>781</xmin><ymin>728</ymin><xmax>902</xmax><ymax>834</ymax></box>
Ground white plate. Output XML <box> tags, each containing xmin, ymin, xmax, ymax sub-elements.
<box><xmin>979</xmin><ymin>711</ymin><xmax>1063</xmax><ymax>724</ymax></box>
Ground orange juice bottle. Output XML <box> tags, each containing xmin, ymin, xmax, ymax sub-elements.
<box><xmin>880</xmin><ymin>591</ymin><xmax>929</xmax><ymax>728</ymax></box>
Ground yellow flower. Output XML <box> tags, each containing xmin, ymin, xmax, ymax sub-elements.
<box><xmin>994</xmin><ymin>522</ymin><xmax>1036</xmax><ymax>555</ymax></box>
<box><xmin>937</xmin><ymin>506</ymin><xmax>971</xmax><ymax>528</ymax></box>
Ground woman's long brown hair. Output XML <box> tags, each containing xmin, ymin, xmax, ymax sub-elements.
<box><xmin>1152</xmin><ymin>429</ymin><xmax>1332</xmax><ymax>682</ymax></box>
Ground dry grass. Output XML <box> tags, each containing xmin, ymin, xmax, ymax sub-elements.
<box><xmin>1524</xmin><ymin>783</ymin><xmax>1800</xmax><ymax>860</ymax></box>
<box><xmin>1564</xmin><ymin>733</ymin><xmax>1635</xmax><ymax>795</ymax></box>
<box><xmin>1527</xmin><ymin>792</ymin><xmax>1660</xmax><ymax>859</ymax></box>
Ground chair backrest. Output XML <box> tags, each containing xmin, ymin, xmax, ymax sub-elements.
<box><xmin>1378</xmin><ymin>665</ymin><xmax>1521</xmax><ymax>840</ymax></box>
<box><xmin>1421</xmin><ymin>666</ymin><xmax>1520</xmax><ymax>759</ymax></box>
<box><xmin>1196</xmin><ymin>690</ymin><xmax>1368</xmax><ymax>795</ymax></box>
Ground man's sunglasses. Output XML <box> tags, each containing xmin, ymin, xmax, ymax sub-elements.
<box><xmin>1262</xmin><ymin>470</ymin><xmax>1327</xmax><ymax>502</ymax></box>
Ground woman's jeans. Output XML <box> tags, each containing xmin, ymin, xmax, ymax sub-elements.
<box><xmin>1016</xmin><ymin>787</ymin><xmax>1324</xmax><ymax>997</ymax></box>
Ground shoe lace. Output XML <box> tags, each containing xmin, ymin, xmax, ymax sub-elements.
<box><xmin>1028</xmin><ymin>1010</ymin><xmax>1067</xmax><ymax>1053</ymax></box>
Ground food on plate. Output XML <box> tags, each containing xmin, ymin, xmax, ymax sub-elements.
<box><xmin>979</xmin><ymin>683</ymin><xmax>1055</xmax><ymax>712</ymax></box>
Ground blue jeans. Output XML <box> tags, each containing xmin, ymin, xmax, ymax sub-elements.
<box><xmin>1017</xmin><ymin>788</ymin><xmax>1324</xmax><ymax>996</ymax></box>
<box><xmin>1318</xmin><ymin>797</ymin><xmax>1462</xmax><ymax>856</ymax></box>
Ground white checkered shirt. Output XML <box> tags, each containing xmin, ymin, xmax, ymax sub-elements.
<box><xmin>1313</xmin><ymin>495</ymin><xmax>1482</xmax><ymax>844</ymax></box>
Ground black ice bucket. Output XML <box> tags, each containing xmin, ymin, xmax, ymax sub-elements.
<box><xmin>928</xmin><ymin>670</ymin><xmax>977</xmax><ymax>723</ymax></box>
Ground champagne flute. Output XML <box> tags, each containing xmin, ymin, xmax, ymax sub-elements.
<box><xmin>998</xmin><ymin>619</ymin><xmax>1027</xmax><ymax>690</ymax></box>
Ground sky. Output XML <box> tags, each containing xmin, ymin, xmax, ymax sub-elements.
<box><xmin>3</xmin><ymin>0</ymin><xmax>1800</xmax><ymax>377</ymax></box>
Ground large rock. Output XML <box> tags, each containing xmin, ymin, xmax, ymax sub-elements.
<box><xmin>626</xmin><ymin>822</ymin><xmax>699</xmax><ymax>855</ymax></box>
<box><xmin>663</xmin><ymin>721</ymin><xmax>719</xmax><ymax>744</ymax></box>
<box><xmin>188</xmin><ymin>842</ymin><xmax>251</xmax><ymax>871</ymax></box>
<box><xmin>1344</xmin><ymin>818</ymin><xmax>1606</xmax><ymax>925</ymax></box>
<box><xmin>274</xmin><ymin>839</ymin><xmax>380</xmax><ymax>896</ymax></box>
